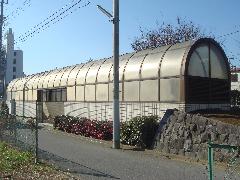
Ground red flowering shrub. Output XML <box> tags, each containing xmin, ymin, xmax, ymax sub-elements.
<box><xmin>53</xmin><ymin>115</ymin><xmax>113</xmax><ymax>140</ymax></box>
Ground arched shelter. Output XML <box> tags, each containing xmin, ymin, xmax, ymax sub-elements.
<box><xmin>7</xmin><ymin>38</ymin><xmax>230</xmax><ymax>120</ymax></box>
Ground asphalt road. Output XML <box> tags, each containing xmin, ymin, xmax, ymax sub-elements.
<box><xmin>38</xmin><ymin>128</ymin><xmax>228</xmax><ymax>180</ymax></box>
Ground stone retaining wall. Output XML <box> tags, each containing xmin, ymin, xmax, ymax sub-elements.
<box><xmin>155</xmin><ymin>110</ymin><xmax>240</xmax><ymax>161</ymax></box>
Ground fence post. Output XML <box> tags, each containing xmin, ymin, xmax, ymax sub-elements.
<box><xmin>10</xmin><ymin>99</ymin><xmax>17</xmax><ymax>143</ymax></box>
<box><xmin>208</xmin><ymin>141</ymin><xmax>213</xmax><ymax>180</ymax></box>
<box><xmin>35</xmin><ymin>101</ymin><xmax>41</xmax><ymax>164</ymax></box>
<box><xmin>10</xmin><ymin>99</ymin><xmax>16</xmax><ymax>115</ymax></box>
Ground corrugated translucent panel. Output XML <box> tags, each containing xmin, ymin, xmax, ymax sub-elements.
<box><xmin>76</xmin><ymin>85</ymin><xmax>84</xmax><ymax>101</ymax></box>
<box><xmin>67</xmin><ymin>86</ymin><xmax>75</xmax><ymax>101</ymax></box>
<box><xmin>161</xmin><ymin>41</ymin><xmax>191</xmax><ymax>77</ymax></box>
<box><xmin>15</xmin><ymin>91</ymin><xmax>19</xmax><ymax>100</ymax></box>
<box><xmin>86</xmin><ymin>59</ymin><xmax>105</xmax><ymax>84</ymax></box>
<box><xmin>15</xmin><ymin>78</ymin><xmax>26</xmax><ymax>91</ymax></box>
<box><xmin>96</xmin><ymin>84</ymin><xmax>108</xmax><ymax>101</ymax></box>
<box><xmin>33</xmin><ymin>72</ymin><xmax>47</xmax><ymax>89</ymax></box>
<box><xmin>188</xmin><ymin>44</ymin><xmax>209</xmax><ymax>77</ymax></box>
<box><xmin>27</xmin><ymin>89</ymin><xmax>33</xmax><ymax>101</ymax></box>
<box><xmin>109</xmin><ymin>53</ymin><xmax>134</xmax><ymax>81</ymax></box>
<box><xmin>141</xmin><ymin>46</ymin><xmax>170</xmax><ymax>79</ymax></box>
<box><xmin>19</xmin><ymin>90</ymin><xmax>23</xmax><ymax>100</ymax></box>
<box><xmin>32</xmin><ymin>90</ymin><xmax>37</xmax><ymax>100</ymax></box>
<box><xmin>160</xmin><ymin>78</ymin><xmax>180</xmax><ymax>102</ymax></box>
<box><xmin>67</xmin><ymin>64</ymin><xmax>84</xmax><ymax>86</ymax></box>
<box><xmin>26</xmin><ymin>74</ymin><xmax>40</xmax><ymax>89</ymax></box>
<box><xmin>210</xmin><ymin>44</ymin><xmax>228</xmax><ymax>79</ymax></box>
<box><xmin>25</xmin><ymin>90</ymin><xmax>29</xmax><ymax>101</ymax></box>
<box><xmin>109</xmin><ymin>83</ymin><xmax>122</xmax><ymax>101</ymax></box>
<box><xmin>7</xmin><ymin>79</ymin><xmax>18</xmax><ymax>91</ymax></box>
<box><xmin>76</xmin><ymin>61</ymin><xmax>95</xmax><ymax>85</ymax></box>
<box><xmin>42</xmin><ymin>70</ymin><xmax>56</xmax><ymax>88</ymax></box>
<box><xmin>54</xmin><ymin>66</ymin><xmax>70</xmax><ymax>87</ymax></box>
<box><xmin>85</xmin><ymin>85</ymin><xmax>95</xmax><ymax>101</ymax></box>
<box><xmin>140</xmin><ymin>80</ymin><xmax>158</xmax><ymax>101</ymax></box>
<box><xmin>11</xmin><ymin>91</ymin><xmax>15</xmax><ymax>100</ymax></box>
<box><xmin>47</xmin><ymin>69</ymin><xmax>62</xmax><ymax>88</ymax></box>
<box><xmin>124</xmin><ymin>50</ymin><xmax>150</xmax><ymax>80</ymax></box>
<box><xmin>124</xmin><ymin>81</ymin><xmax>139</xmax><ymax>101</ymax></box>
<box><xmin>60</xmin><ymin>65</ymin><xmax>76</xmax><ymax>86</ymax></box>
<box><xmin>97</xmin><ymin>58</ymin><xmax>113</xmax><ymax>83</ymax></box>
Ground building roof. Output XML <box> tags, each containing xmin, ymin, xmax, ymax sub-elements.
<box><xmin>7</xmin><ymin>38</ymin><xmax>229</xmax><ymax>92</ymax></box>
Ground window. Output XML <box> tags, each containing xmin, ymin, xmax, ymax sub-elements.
<box><xmin>13</xmin><ymin>59</ymin><xmax>16</xmax><ymax>64</ymax></box>
<box><xmin>13</xmin><ymin>75</ymin><xmax>16</xmax><ymax>79</ymax></box>
<box><xmin>14</xmin><ymin>52</ymin><xmax>17</xmax><ymax>56</ymax></box>
<box><xmin>231</xmin><ymin>74</ymin><xmax>238</xmax><ymax>82</ymax></box>
<box><xmin>43</xmin><ymin>88</ymin><xmax>67</xmax><ymax>102</ymax></box>
<box><xmin>13</xmin><ymin>67</ymin><xmax>16</xmax><ymax>72</ymax></box>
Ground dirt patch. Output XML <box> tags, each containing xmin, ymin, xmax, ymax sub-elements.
<box><xmin>0</xmin><ymin>164</ymin><xmax>76</xmax><ymax>180</ymax></box>
<box><xmin>202</xmin><ymin>114</ymin><xmax>240</xmax><ymax>126</ymax></box>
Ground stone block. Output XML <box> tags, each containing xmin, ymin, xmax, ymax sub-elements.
<box><xmin>178</xmin><ymin>126</ymin><xmax>185</xmax><ymax>137</ymax></box>
<box><xmin>216</xmin><ymin>123</ymin><xmax>230</xmax><ymax>134</ymax></box>
<box><xmin>219</xmin><ymin>134</ymin><xmax>228</xmax><ymax>143</ymax></box>
<box><xmin>196</xmin><ymin>150</ymin><xmax>208</xmax><ymax>160</ymax></box>
<box><xmin>178</xmin><ymin>149</ymin><xmax>185</xmax><ymax>156</ymax></box>
<box><xmin>170</xmin><ymin>116</ymin><xmax>178</xmax><ymax>124</ymax></box>
<box><xmin>200</xmin><ymin>132</ymin><xmax>210</xmax><ymax>143</ymax></box>
<box><xmin>162</xmin><ymin>144</ymin><xmax>170</xmax><ymax>154</ymax></box>
<box><xmin>192</xmin><ymin>144</ymin><xmax>200</xmax><ymax>152</ymax></box>
<box><xmin>185</xmin><ymin>151</ymin><xmax>196</xmax><ymax>158</ymax></box>
<box><xmin>184</xmin><ymin>139</ymin><xmax>192</xmax><ymax>152</ymax></box>
<box><xmin>185</xmin><ymin>114</ymin><xmax>192</xmax><ymax>124</ymax></box>
<box><xmin>228</xmin><ymin>134</ymin><xmax>237</xmax><ymax>146</ymax></box>
<box><xmin>210</xmin><ymin>131</ymin><xmax>220</xmax><ymax>142</ymax></box>
<box><xmin>192</xmin><ymin>135</ymin><xmax>201</xmax><ymax>144</ymax></box>
<box><xmin>177</xmin><ymin>112</ymin><xmax>186</xmax><ymax>123</ymax></box>
<box><xmin>173</xmin><ymin>123</ymin><xmax>181</xmax><ymax>132</ymax></box>
<box><xmin>229</xmin><ymin>125</ymin><xmax>238</xmax><ymax>134</ymax></box>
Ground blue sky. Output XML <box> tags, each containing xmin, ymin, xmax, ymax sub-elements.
<box><xmin>4</xmin><ymin>0</ymin><xmax>240</xmax><ymax>75</ymax></box>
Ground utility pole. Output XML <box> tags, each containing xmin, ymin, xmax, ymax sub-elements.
<box><xmin>97</xmin><ymin>0</ymin><xmax>120</xmax><ymax>149</ymax></box>
<box><xmin>0</xmin><ymin>0</ymin><xmax>4</xmax><ymax>53</ymax></box>
<box><xmin>0</xmin><ymin>0</ymin><xmax>8</xmax><ymax>99</ymax></box>
<box><xmin>112</xmin><ymin>0</ymin><xmax>120</xmax><ymax>149</ymax></box>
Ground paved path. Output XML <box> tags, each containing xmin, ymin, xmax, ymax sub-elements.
<box><xmin>38</xmin><ymin>128</ymin><xmax>226</xmax><ymax>180</ymax></box>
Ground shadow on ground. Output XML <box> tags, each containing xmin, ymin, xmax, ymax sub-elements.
<box><xmin>38</xmin><ymin>148</ymin><xmax>120</xmax><ymax>179</ymax></box>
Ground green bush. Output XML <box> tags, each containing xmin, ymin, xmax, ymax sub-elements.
<box><xmin>231</xmin><ymin>90</ymin><xmax>240</xmax><ymax>106</ymax></box>
<box><xmin>120</xmin><ymin>116</ymin><xmax>159</xmax><ymax>149</ymax></box>
<box><xmin>0</xmin><ymin>101</ymin><xmax>9</xmax><ymax>117</ymax></box>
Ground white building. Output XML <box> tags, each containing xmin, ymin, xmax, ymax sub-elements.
<box><xmin>6</xmin><ymin>28</ymin><xmax>23</xmax><ymax>86</ymax></box>
<box><xmin>231</xmin><ymin>68</ymin><xmax>240</xmax><ymax>91</ymax></box>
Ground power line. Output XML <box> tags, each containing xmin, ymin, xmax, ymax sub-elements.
<box><xmin>5</xmin><ymin>0</ymin><xmax>31</xmax><ymax>23</ymax></box>
<box><xmin>218</xmin><ymin>30</ymin><xmax>240</xmax><ymax>39</ymax></box>
<box><xmin>17</xmin><ymin>0</ymin><xmax>75</xmax><ymax>41</ymax></box>
<box><xmin>15</xmin><ymin>0</ymin><xmax>90</xmax><ymax>44</ymax></box>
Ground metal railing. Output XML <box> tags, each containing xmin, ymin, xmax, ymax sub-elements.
<box><xmin>208</xmin><ymin>141</ymin><xmax>240</xmax><ymax>180</ymax></box>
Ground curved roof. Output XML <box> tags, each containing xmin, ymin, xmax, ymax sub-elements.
<box><xmin>7</xmin><ymin>38</ymin><xmax>230</xmax><ymax>92</ymax></box>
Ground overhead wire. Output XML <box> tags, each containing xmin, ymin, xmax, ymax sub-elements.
<box><xmin>5</xmin><ymin>0</ymin><xmax>32</xmax><ymax>24</ymax></box>
<box><xmin>15</xmin><ymin>0</ymin><xmax>90</xmax><ymax>45</ymax></box>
